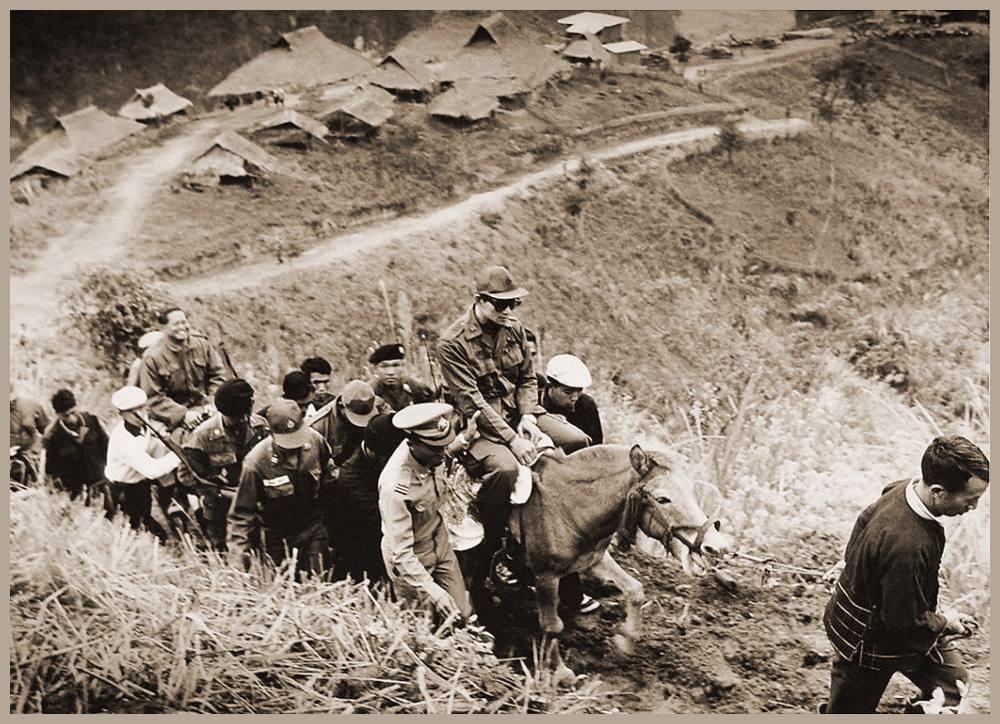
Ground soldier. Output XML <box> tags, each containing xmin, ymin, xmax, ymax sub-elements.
<box><xmin>182</xmin><ymin>379</ymin><xmax>269</xmax><ymax>551</ymax></box>
<box><xmin>437</xmin><ymin>265</ymin><xmax>591</xmax><ymax>585</ymax></box>
<box><xmin>138</xmin><ymin>308</ymin><xmax>227</xmax><ymax>432</ymax></box>
<box><xmin>320</xmin><ymin>379</ymin><xmax>392</xmax><ymax>467</ymax></box>
<box><xmin>378</xmin><ymin>402</ymin><xmax>472</xmax><ymax>620</ymax></box>
<box><xmin>820</xmin><ymin>436</ymin><xmax>989</xmax><ymax>714</ymax></box>
<box><xmin>301</xmin><ymin>357</ymin><xmax>335</xmax><ymax>407</ymax></box>
<box><xmin>43</xmin><ymin>388</ymin><xmax>109</xmax><ymax>505</ymax></box>
<box><xmin>368</xmin><ymin>343</ymin><xmax>435</xmax><ymax>412</ymax></box>
<box><xmin>328</xmin><ymin>413</ymin><xmax>405</xmax><ymax>583</ymax></box>
<box><xmin>104</xmin><ymin>386</ymin><xmax>179</xmax><ymax>539</ymax></box>
<box><xmin>227</xmin><ymin>399</ymin><xmax>334</xmax><ymax>576</ymax></box>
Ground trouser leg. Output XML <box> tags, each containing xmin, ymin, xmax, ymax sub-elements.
<box><xmin>901</xmin><ymin>647</ymin><xmax>969</xmax><ymax>709</ymax></box>
<box><xmin>434</xmin><ymin>547</ymin><xmax>474</xmax><ymax>618</ymax></box>
<box><xmin>536</xmin><ymin>413</ymin><xmax>591</xmax><ymax>453</ymax></box>
<box><xmin>468</xmin><ymin>438</ymin><xmax>520</xmax><ymax>555</ymax></box>
<box><xmin>827</xmin><ymin>653</ymin><xmax>894</xmax><ymax>713</ymax></box>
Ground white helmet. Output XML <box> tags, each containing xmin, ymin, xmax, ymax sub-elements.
<box><xmin>545</xmin><ymin>354</ymin><xmax>592</xmax><ymax>389</ymax></box>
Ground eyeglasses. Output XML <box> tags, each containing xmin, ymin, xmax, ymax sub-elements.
<box><xmin>484</xmin><ymin>296</ymin><xmax>522</xmax><ymax>312</ymax></box>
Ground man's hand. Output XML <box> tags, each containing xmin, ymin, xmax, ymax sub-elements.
<box><xmin>464</xmin><ymin>411</ymin><xmax>482</xmax><ymax>442</ymax></box>
<box><xmin>509</xmin><ymin>436</ymin><xmax>537</xmax><ymax>466</ymax></box>
<box><xmin>183</xmin><ymin>408</ymin><xmax>205</xmax><ymax>429</ymax></box>
<box><xmin>943</xmin><ymin>612</ymin><xmax>979</xmax><ymax>637</ymax></box>
<box><xmin>431</xmin><ymin>588</ymin><xmax>461</xmax><ymax>620</ymax></box>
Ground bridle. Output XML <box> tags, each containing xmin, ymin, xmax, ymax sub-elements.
<box><xmin>625</xmin><ymin>479</ymin><xmax>719</xmax><ymax>555</ymax></box>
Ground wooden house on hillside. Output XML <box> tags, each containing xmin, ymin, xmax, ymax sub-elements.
<box><xmin>557</xmin><ymin>12</ymin><xmax>630</xmax><ymax>43</ymax></box>
<box><xmin>248</xmin><ymin>109</ymin><xmax>328</xmax><ymax>149</ymax></box>
<box><xmin>186</xmin><ymin>131</ymin><xmax>282</xmax><ymax>185</ymax></box>
<box><xmin>119</xmin><ymin>84</ymin><xmax>192</xmax><ymax>123</ymax></box>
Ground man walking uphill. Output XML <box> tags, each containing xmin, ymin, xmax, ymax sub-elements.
<box><xmin>821</xmin><ymin>435</ymin><xmax>989</xmax><ymax>714</ymax></box>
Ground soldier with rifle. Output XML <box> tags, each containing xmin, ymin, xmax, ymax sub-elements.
<box><xmin>181</xmin><ymin>379</ymin><xmax>269</xmax><ymax>550</ymax></box>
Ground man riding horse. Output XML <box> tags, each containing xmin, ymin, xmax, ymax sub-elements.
<box><xmin>437</xmin><ymin>265</ymin><xmax>591</xmax><ymax>588</ymax></box>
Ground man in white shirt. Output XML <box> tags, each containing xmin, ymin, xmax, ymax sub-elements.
<box><xmin>105</xmin><ymin>385</ymin><xmax>181</xmax><ymax>539</ymax></box>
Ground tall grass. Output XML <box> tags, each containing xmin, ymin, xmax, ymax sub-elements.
<box><xmin>596</xmin><ymin>353</ymin><xmax>990</xmax><ymax>612</ymax></box>
<box><xmin>10</xmin><ymin>489</ymin><xmax>612</xmax><ymax>714</ymax></box>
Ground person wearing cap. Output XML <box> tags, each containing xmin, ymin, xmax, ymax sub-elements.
<box><xmin>104</xmin><ymin>386</ymin><xmax>179</xmax><ymax>538</ymax></box>
<box><xmin>127</xmin><ymin>330</ymin><xmax>165</xmax><ymax>387</ymax></box>
<box><xmin>42</xmin><ymin>388</ymin><xmax>110</xmax><ymax>506</ymax></box>
<box><xmin>322</xmin><ymin>379</ymin><xmax>392</xmax><ymax>467</ymax></box>
<box><xmin>138</xmin><ymin>308</ymin><xmax>227</xmax><ymax>431</ymax></box>
<box><xmin>437</xmin><ymin>265</ymin><xmax>592</xmax><ymax>585</ymax></box>
<box><xmin>227</xmin><ymin>399</ymin><xmax>334</xmax><ymax>575</ymax></box>
<box><xmin>328</xmin><ymin>413</ymin><xmax>406</xmax><ymax>583</ymax></box>
<box><xmin>368</xmin><ymin>343</ymin><xmax>435</xmax><ymax>412</ymax></box>
<box><xmin>540</xmin><ymin>354</ymin><xmax>603</xmax><ymax>446</ymax></box>
<box><xmin>378</xmin><ymin>402</ymin><xmax>473</xmax><ymax>621</ymax></box>
<box><xmin>182</xmin><ymin>379</ymin><xmax>270</xmax><ymax>551</ymax></box>
<box><xmin>301</xmin><ymin>357</ymin><xmax>335</xmax><ymax>407</ymax></box>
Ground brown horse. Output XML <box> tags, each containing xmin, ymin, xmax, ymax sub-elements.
<box><xmin>510</xmin><ymin>443</ymin><xmax>730</xmax><ymax>684</ymax></box>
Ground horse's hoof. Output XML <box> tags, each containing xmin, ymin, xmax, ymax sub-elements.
<box><xmin>553</xmin><ymin>666</ymin><xmax>577</xmax><ymax>688</ymax></box>
<box><xmin>612</xmin><ymin>633</ymin><xmax>635</xmax><ymax>657</ymax></box>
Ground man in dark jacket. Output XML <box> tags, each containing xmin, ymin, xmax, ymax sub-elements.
<box><xmin>301</xmin><ymin>357</ymin><xmax>335</xmax><ymax>407</ymax></box>
<box><xmin>228</xmin><ymin>399</ymin><xmax>335</xmax><ymax>576</ymax></box>
<box><xmin>328</xmin><ymin>413</ymin><xmax>405</xmax><ymax>583</ymax></box>
<box><xmin>539</xmin><ymin>354</ymin><xmax>603</xmax><ymax>446</ymax></box>
<box><xmin>368</xmin><ymin>343</ymin><xmax>435</xmax><ymax>412</ymax></box>
<box><xmin>821</xmin><ymin>435</ymin><xmax>989</xmax><ymax>714</ymax></box>
<box><xmin>182</xmin><ymin>379</ymin><xmax>269</xmax><ymax>551</ymax></box>
<box><xmin>43</xmin><ymin>388</ymin><xmax>109</xmax><ymax>505</ymax></box>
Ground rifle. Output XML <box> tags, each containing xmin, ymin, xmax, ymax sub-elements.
<box><xmin>418</xmin><ymin>331</ymin><xmax>445</xmax><ymax>402</ymax></box>
<box><xmin>215</xmin><ymin>322</ymin><xmax>238</xmax><ymax>379</ymax></box>
<box><xmin>139</xmin><ymin>418</ymin><xmax>226</xmax><ymax>494</ymax></box>
<box><xmin>378</xmin><ymin>279</ymin><xmax>398</xmax><ymax>343</ymax></box>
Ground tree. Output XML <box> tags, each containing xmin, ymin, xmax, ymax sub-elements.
<box><xmin>812</xmin><ymin>46</ymin><xmax>890</xmax><ymax>125</ymax></box>
<box><xmin>717</xmin><ymin>119</ymin><xmax>745</xmax><ymax>165</ymax></box>
<box><xmin>63</xmin><ymin>267</ymin><xmax>177</xmax><ymax>371</ymax></box>
<box><xmin>670</xmin><ymin>33</ymin><xmax>692</xmax><ymax>62</ymax></box>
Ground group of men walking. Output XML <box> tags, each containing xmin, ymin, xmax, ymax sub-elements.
<box><xmin>11</xmin><ymin>263</ymin><xmax>989</xmax><ymax>714</ymax></box>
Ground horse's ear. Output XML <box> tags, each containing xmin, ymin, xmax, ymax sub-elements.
<box><xmin>629</xmin><ymin>445</ymin><xmax>651</xmax><ymax>476</ymax></box>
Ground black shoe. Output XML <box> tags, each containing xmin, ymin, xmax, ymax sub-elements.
<box><xmin>578</xmin><ymin>594</ymin><xmax>600</xmax><ymax>614</ymax></box>
<box><xmin>493</xmin><ymin>558</ymin><xmax>521</xmax><ymax>587</ymax></box>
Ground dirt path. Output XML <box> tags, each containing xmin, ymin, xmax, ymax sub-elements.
<box><xmin>175</xmin><ymin>117</ymin><xmax>811</xmax><ymax>298</ymax></box>
<box><xmin>683</xmin><ymin>37</ymin><xmax>841</xmax><ymax>85</ymax></box>
<box><xmin>8</xmin><ymin>104</ymin><xmax>285</xmax><ymax>332</ymax></box>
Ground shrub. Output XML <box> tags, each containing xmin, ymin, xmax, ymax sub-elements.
<box><xmin>63</xmin><ymin>266</ymin><xmax>177</xmax><ymax>372</ymax></box>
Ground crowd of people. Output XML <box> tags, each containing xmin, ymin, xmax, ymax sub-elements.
<box><xmin>10</xmin><ymin>263</ymin><xmax>991</xmax><ymax>714</ymax></box>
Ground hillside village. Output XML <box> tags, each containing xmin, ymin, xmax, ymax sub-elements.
<box><xmin>8</xmin><ymin>8</ymin><xmax>991</xmax><ymax>716</ymax></box>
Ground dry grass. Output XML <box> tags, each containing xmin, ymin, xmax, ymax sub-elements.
<box><xmin>9</xmin><ymin>488</ymin><xmax>614</xmax><ymax>714</ymax></box>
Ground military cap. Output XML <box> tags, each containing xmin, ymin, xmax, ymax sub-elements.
<box><xmin>369</xmin><ymin>343</ymin><xmax>405</xmax><ymax>365</ymax></box>
<box><xmin>476</xmin><ymin>265</ymin><xmax>528</xmax><ymax>300</ymax></box>
<box><xmin>392</xmin><ymin>402</ymin><xmax>456</xmax><ymax>447</ymax></box>
<box><xmin>111</xmin><ymin>385</ymin><xmax>147</xmax><ymax>412</ymax></box>
<box><xmin>267</xmin><ymin>399</ymin><xmax>310</xmax><ymax>449</ymax></box>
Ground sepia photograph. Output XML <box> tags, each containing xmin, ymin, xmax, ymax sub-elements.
<box><xmin>8</xmin><ymin>7</ymin><xmax>990</xmax><ymax>714</ymax></box>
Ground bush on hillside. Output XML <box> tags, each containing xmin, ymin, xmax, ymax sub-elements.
<box><xmin>670</xmin><ymin>33</ymin><xmax>692</xmax><ymax>62</ymax></box>
<box><xmin>812</xmin><ymin>45</ymin><xmax>891</xmax><ymax>123</ymax></box>
<box><xmin>716</xmin><ymin>120</ymin><xmax>746</xmax><ymax>164</ymax></box>
<box><xmin>63</xmin><ymin>267</ymin><xmax>177</xmax><ymax>373</ymax></box>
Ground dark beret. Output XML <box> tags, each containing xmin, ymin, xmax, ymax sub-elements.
<box><xmin>369</xmin><ymin>343</ymin><xmax>405</xmax><ymax>365</ymax></box>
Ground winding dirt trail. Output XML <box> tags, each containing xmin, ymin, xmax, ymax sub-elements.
<box><xmin>175</xmin><ymin>117</ymin><xmax>811</xmax><ymax>298</ymax></box>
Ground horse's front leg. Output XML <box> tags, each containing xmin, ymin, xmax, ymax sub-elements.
<box><xmin>535</xmin><ymin>573</ymin><xmax>575</xmax><ymax>687</ymax></box>
<box><xmin>588</xmin><ymin>550</ymin><xmax>644</xmax><ymax>657</ymax></box>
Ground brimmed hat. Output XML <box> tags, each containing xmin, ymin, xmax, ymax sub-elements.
<box><xmin>369</xmin><ymin>343</ymin><xmax>405</xmax><ymax>365</ymax></box>
<box><xmin>476</xmin><ymin>265</ymin><xmax>528</xmax><ymax>300</ymax></box>
<box><xmin>341</xmin><ymin>379</ymin><xmax>378</xmax><ymax>427</ymax></box>
<box><xmin>267</xmin><ymin>399</ymin><xmax>311</xmax><ymax>449</ymax></box>
<box><xmin>393</xmin><ymin>402</ymin><xmax>456</xmax><ymax>447</ymax></box>
<box><xmin>111</xmin><ymin>386</ymin><xmax>147</xmax><ymax>412</ymax></box>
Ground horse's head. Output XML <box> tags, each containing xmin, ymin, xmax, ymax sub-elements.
<box><xmin>618</xmin><ymin>444</ymin><xmax>730</xmax><ymax>575</ymax></box>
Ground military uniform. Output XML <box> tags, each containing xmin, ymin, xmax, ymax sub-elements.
<box><xmin>437</xmin><ymin>305</ymin><xmax>589</xmax><ymax>551</ymax></box>
<box><xmin>182</xmin><ymin>412</ymin><xmax>269</xmax><ymax>550</ymax></box>
<box><xmin>138</xmin><ymin>334</ymin><xmax>227</xmax><ymax>429</ymax></box>
<box><xmin>373</xmin><ymin>376</ymin><xmax>436</xmax><ymax>412</ymax></box>
<box><xmin>378</xmin><ymin>404</ymin><xmax>472</xmax><ymax>618</ymax></box>
<box><xmin>227</xmin><ymin>428</ymin><xmax>333</xmax><ymax>574</ymax></box>
<box><xmin>321</xmin><ymin>395</ymin><xmax>392</xmax><ymax>467</ymax></box>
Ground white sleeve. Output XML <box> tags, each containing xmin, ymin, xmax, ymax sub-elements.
<box><xmin>119</xmin><ymin>433</ymin><xmax>181</xmax><ymax>480</ymax></box>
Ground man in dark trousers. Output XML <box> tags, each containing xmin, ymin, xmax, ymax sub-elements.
<box><xmin>328</xmin><ymin>413</ymin><xmax>405</xmax><ymax>583</ymax></box>
<box><xmin>821</xmin><ymin>435</ymin><xmax>989</xmax><ymax>714</ymax></box>
<box><xmin>228</xmin><ymin>399</ymin><xmax>335</xmax><ymax>576</ymax></box>
<box><xmin>43</xmin><ymin>388</ymin><xmax>109</xmax><ymax>505</ymax></box>
<box><xmin>182</xmin><ymin>379</ymin><xmax>269</xmax><ymax>551</ymax></box>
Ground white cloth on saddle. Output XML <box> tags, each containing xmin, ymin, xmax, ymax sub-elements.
<box><xmin>510</xmin><ymin>427</ymin><xmax>555</xmax><ymax>505</ymax></box>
